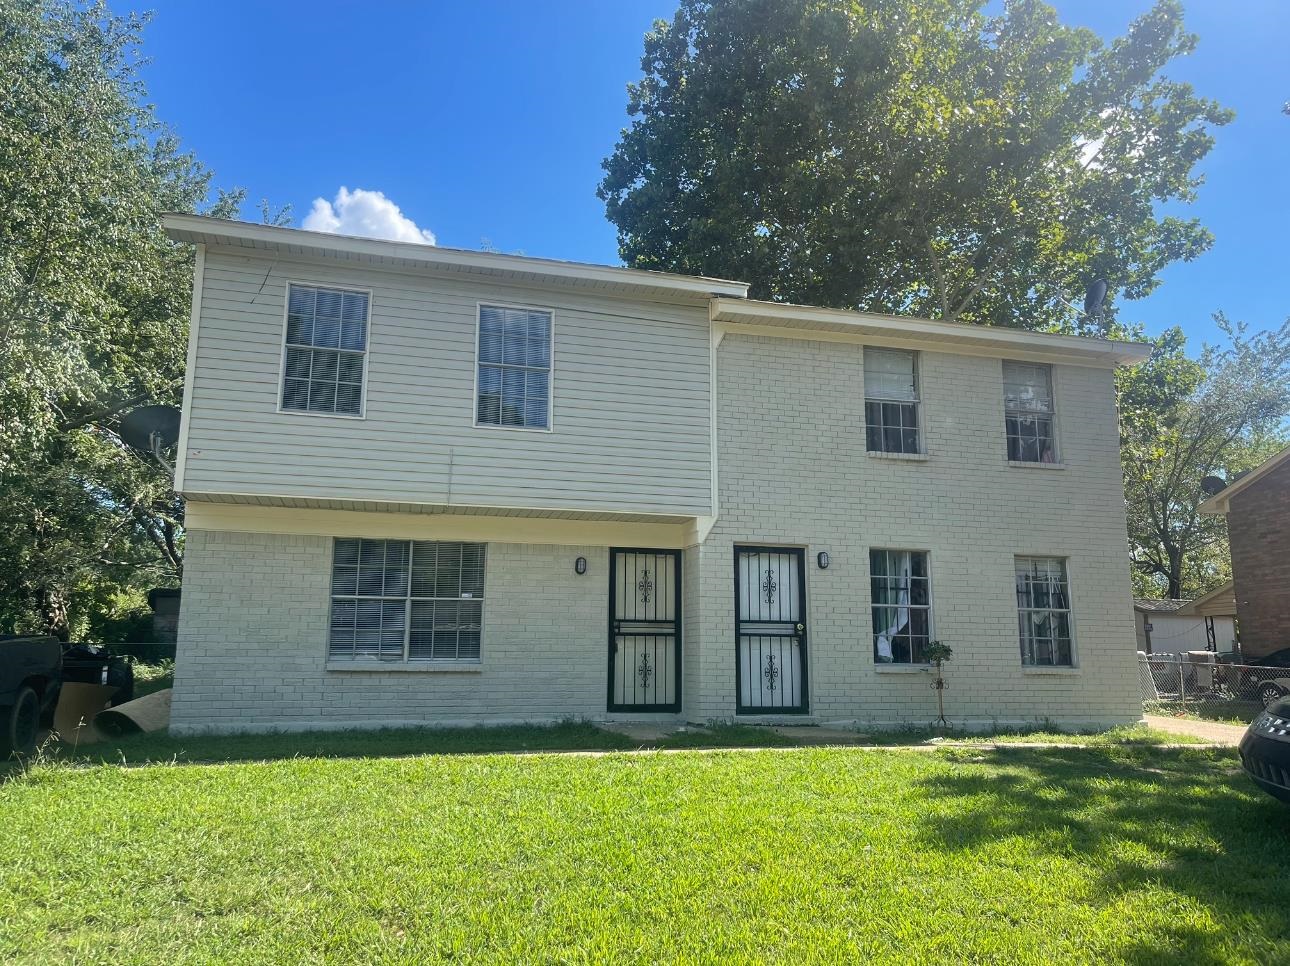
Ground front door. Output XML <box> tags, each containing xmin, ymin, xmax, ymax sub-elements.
<box><xmin>608</xmin><ymin>549</ymin><xmax>681</xmax><ymax>712</ymax></box>
<box><xmin>735</xmin><ymin>546</ymin><xmax>808</xmax><ymax>713</ymax></box>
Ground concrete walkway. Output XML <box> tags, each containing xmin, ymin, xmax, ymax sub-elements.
<box><xmin>1144</xmin><ymin>714</ymin><xmax>1249</xmax><ymax>746</ymax></box>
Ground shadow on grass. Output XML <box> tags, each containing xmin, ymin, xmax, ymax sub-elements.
<box><xmin>912</xmin><ymin>746</ymin><xmax>1290</xmax><ymax>963</ymax></box>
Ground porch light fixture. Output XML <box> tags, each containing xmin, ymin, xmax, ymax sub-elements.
<box><xmin>575</xmin><ymin>556</ymin><xmax>587</xmax><ymax>575</ymax></box>
<box><xmin>817</xmin><ymin>551</ymin><xmax>830</xmax><ymax>570</ymax></box>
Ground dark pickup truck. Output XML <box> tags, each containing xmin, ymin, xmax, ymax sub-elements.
<box><xmin>1</xmin><ymin>634</ymin><xmax>63</xmax><ymax>755</ymax></box>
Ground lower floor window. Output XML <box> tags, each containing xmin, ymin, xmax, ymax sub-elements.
<box><xmin>329</xmin><ymin>538</ymin><xmax>485</xmax><ymax>662</ymax></box>
<box><xmin>871</xmin><ymin>549</ymin><xmax>931</xmax><ymax>663</ymax></box>
<box><xmin>1015</xmin><ymin>556</ymin><xmax>1073</xmax><ymax>666</ymax></box>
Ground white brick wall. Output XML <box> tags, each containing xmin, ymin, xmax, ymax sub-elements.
<box><xmin>173</xmin><ymin>333</ymin><xmax>1140</xmax><ymax>733</ymax></box>
<box><xmin>688</xmin><ymin>334</ymin><xmax>1140</xmax><ymax>728</ymax></box>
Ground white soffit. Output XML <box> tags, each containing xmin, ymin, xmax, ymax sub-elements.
<box><xmin>163</xmin><ymin>214</ymin><xmax>750</xmax><ymax>302</ymax></box>
<box><xmin>710</xmin><ymin>297</ymin><xmax>1154</xmax><ymax>368</ymax></box>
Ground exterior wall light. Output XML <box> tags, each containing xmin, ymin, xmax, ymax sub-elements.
<box><xmin>817</xmin><ymin>551</ymin><xmax>830</xmax><ymax>570</ymax></box>
<box><xmin>575</xmin><ymin>556</ymin><xmax>588</xmax><ymax>575</ymax></box>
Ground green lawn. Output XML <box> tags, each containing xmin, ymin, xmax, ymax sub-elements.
<box><xmin>2</xmin><ymin>742</ymin><xmax>1286</xmax><ymax>963</ymax></box>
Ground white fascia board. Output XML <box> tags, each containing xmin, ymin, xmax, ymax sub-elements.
<box><xmin>162</xmin><ymin>214</ymin><xmax>750</xmax><ymax>300</ymax></box>
<box><xmin>710</xmin><ymin>297</ymin><xmax>1154</xmax><ymax>369</ymax></box>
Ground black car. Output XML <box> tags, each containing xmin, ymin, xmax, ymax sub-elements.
<box><xmin>1240</xmin><ymin>696</ymin><xmax>1290</xmax><ymax>804</ymax></box>
<box><xmin>0</xmin><ymin>635</ymin><xmax>63</xmax><ymax>756</ymax></box>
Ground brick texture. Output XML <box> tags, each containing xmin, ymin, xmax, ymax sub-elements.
<box><xmin>173</xmin><ymin>336</ymin><xmax>1141</xmax><ymax>733</ymax></box>
<box><xmin>1228</xmin><ymin>461</ymin><xmax>1290</xmax><ymax>659</ymax></box>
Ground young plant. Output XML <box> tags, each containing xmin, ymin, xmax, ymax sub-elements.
<box><xmin>924</xmin><ymin>641</ymin><xmax>953</xmax><ymax>730</ymax></box>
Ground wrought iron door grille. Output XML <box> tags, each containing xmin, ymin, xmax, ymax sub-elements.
<box><xmin>735</xmin><ymin>546</ymin><xmax>808</xmax><ymax>714</ymax></box>
<box><xmin>608</xmin><ymin>549</ymin><xmax>681</xmax><ymax>712</ymax></box>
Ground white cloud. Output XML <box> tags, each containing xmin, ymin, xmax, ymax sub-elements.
<box><xmin>302</xmin><ymin>186</ymin><xmax>436</xmax><ymax>245</ymax></box>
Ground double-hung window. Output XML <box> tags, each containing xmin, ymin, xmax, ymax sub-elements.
<box><xmin>871</xmin><ymin>549</ymin><xmax>932</xmax><ymax>663</ymax></box>
<box><xmin>1002</xmin><ymin>361</ymin><xmax>1057</xmax><ymax>462</ymax></box>
<box><xmin>282</xmin><ymin>283</ymin><xmax>368</xmax><ymax>416</ymax></box>
<box><xmin>329</xmin><ymin>538</ymin><xmax>485</xmax><ymax>663</ymax></box>
<box><xmin>864</xmin><ymin>349</ymin><xmax>921</xmax><ymax>454</ymax></box>
<box><xmin>1015</xmin><ymin>556</ymin><xmax>1073</xmax><ymax>666</ymax></box>
<box><xmin>476</xmin><ymin>305</ymin><xmax>552</xmax><ymax>429</ymax></box>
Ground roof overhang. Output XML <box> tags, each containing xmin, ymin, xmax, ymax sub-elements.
<box><xmin>710</xmin><ymin>297</ymin><xmax>1153</xmax><ymax>368</ymax></box>
<box><xmin>1176</xmin><ymin>581</ymin><xmax>1237</xmax><ymax>618</ymax></box>
<box><xmin>1199</xmin><ymin>444</ymin><xmax>1290</xmax><ymax>515</ymax></box>
<box><xmin>163</xmin><ymin>214</ymin><xmax>750</xmax><ymax>302</ymax></box>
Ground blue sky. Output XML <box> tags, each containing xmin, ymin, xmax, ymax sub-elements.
<box><xmin>141</xmin><ymin>1</ymin><xmax>1288</xmax><ymax>347</ymax></box>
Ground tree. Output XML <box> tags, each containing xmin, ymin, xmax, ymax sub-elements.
<box><xmin>600</xmin><ymin>0</ymin><xmax>1230</xmax><ymax>333</ymax></box>
<box><xmin>0</xmin><ymin>1</ymin><xmax>242</xmax><ymax>637</ymax></box>
<box><xmin>1120</xmin><ymin>317</ymin><xmax>1290</xmax><ymax>599</ymax></box>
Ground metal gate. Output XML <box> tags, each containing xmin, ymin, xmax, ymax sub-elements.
<box><xmin>608</xmin><ymin>549</ymin><xmax>681</xmax><ymax>712</ymax></box>
<box><xmin>735</xmin><ymin>546</ymin><xmax>808</xmax><ymax>713</ymax></box>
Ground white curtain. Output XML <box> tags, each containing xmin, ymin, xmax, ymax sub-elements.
<box><xmin>875</xmin><ymin>551</ymin><xmax>912</xmax><ymax>661</ymax></box>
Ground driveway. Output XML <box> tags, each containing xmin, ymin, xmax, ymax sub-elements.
<box><xmin>1144</xmin><ymin>714</ymin><xmax>1248</xmax><ymax>746</ymax></box>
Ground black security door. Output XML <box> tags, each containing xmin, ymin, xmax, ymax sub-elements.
<box><xmin>608</xmin><ymin>549</ymin><xmax>681</xmax><ymax>712</ymax></box>
<box><xmin>735</xmin><ymin>546</ymin><xmax>808</xmax><ymax>713</ymax></box>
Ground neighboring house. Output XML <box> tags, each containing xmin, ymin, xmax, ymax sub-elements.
<box><xmin>1199</xmin><ymin>446</ymin><xmax>1290</xmax><ymax>660</ymax></box>
<box><xmin>163</xmin><ymin>215</ymin><xmax>1151</xmax><ymax>734</ymax></box>
<box><xmin>1132</xmin><ymin>598</ymin><xmax>1237</xmax><ymax>655</ymax></box>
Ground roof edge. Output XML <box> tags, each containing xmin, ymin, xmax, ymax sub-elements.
<box><xmin>1199</xmin><ymin>444</ymin><xmax>1290</xmax><ymax>515</ymax></box>
<box><xmin>162</xmin><ymin>214</ymin><xmax>751</xmax><ymax>299</ymax></box>
<box><xmin>710</xmin><ymin>297</ymin><xmax>1154</xmax><ymax>367</ymax></box>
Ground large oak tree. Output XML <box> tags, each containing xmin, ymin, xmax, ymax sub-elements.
<box><xmin>600</xmin><ymin>0</ymin><xmax>1230</xmax><ymax>333</ymax></box>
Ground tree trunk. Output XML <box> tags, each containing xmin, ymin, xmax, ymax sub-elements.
<box><xmin>1166</xmin><ymin>546</ymin><xmax>1184</xmax><ymax>600</ymax></box>
<box><xmin>36</xmin><ymin>585</ymin><xmax>71</xmax><ymax>642</ymax></box>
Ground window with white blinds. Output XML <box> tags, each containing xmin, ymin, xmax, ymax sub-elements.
<box><xmin>1002</xmin><ymin>361</ymin><xmax>1057</xmax><ymax>462</ymax></box>
<box><xmin>281</xmin><ymin>284</ymin><xmax>369</xmax><ymax>416</ymax></box>
<box><xmin>476</xmin><ymin>304</ymin><xmax>552</xmax><ymax>429</ymax></box>
<box><xmin>864</xmin><ymin>349</ymin><xmax>921</xmax><ymax>454</ymax></box>
<box><xmin>329</xmin><ymin>539</ymin><xmax>485</xmax><ymax>662</ymax></box>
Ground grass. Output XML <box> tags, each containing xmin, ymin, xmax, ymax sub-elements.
<box><xmin>128</xmin><ymin>660</ymin><xmax>174</xmax><ymax>699</ymax></box>
<box><xmin>14</xmin><ymin>719</ymin><xmax>1205</xmax><ymax>771</ymax></box>
<box><xmin>1146</xmin><ymin>700</ymin><xmax>1264</xmax><ymax>728</ymax></box>
<box><xmin>1</xmin><ymin>742</ymin><xmax>1286</xmax><ymax>963</ymax></box>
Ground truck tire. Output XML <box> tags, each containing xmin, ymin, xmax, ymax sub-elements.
<box><xmin>3</xmin><ymin>686</ymin><xmax>41</xmax><ymax>757</ymax></box>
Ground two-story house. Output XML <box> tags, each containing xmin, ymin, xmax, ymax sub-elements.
<box><xmin>163</xmin><ymin>215</ymin><xmax>1150</xmax><ymax>734</ymax></box>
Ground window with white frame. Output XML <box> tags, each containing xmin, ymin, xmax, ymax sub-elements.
<box><xmin>282</xmin><ymin>284</ymin><xmax>369</xmax><ymax>416</ymax></box>
<box><xmin>871</xmin><ymin>549</ymin><xmax>932</xmax><ymax>663</ymax></box>
<box><xmin>329</xmin><ymin>538</ymin><xmax>485</xmax><ymax>662</ymax></box>
<box><xmin>1015</xmin><ymin>556</ymin><xmax>1073</xmax><ymax>666</ymax></box>
<box><xmin>864</xmin><ymin>349</ymin><xmax>921</xmax><ymax>454</ymax></box>
<box><xmin>476</xmin><ymin>305</ymin><xmax>551</xmax><ymax>429</ymax></box>
<box><xmin>1002</xmin><ymin>361</ymin><xmax>1057</xmax><ymax>462</ymax></box>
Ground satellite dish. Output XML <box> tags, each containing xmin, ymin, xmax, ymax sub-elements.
<box><xmin>118</xmin><ymin>405</ymin><xmax>181</xmax><ymax>473</ymax></box>
<box><xmin>1084</xmin><ymin>279</ymin><xmax>1108</xmax><ymax>317</ymax></box>
<box><xmin>1200</xmin><ymin>475</ymin><xmax>1227</xmax><ymax>496</ymax></box>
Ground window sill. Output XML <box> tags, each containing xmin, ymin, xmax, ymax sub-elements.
<box><xmin>866</xmin><ymin>451</ymin><xmax>930</xmax><ymax>462</ymax></box>
<box><xmin>326</xmin><ymin>661</ymin><xmax>483</xmax><ymax>674</ymax></box>
<box><xmin>874</xmin><ymin>663</ymin><xmax>932</xmax><ymax>673</ymax></box>
<box><xmin>1021</xmin><ymin>665</ymin><xmax>1080</xmax><ymax>675</ymax></box>
<box><xmin>1007</xmin><ymin>460</ymin><xmax>1066</xmax><ymax>470</ymax></box>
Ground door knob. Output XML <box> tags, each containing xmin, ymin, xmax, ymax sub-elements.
<box><xmin>795</xmin><ymin>623</ymin><xmax>805</xmax><ymax>632</ymax></box>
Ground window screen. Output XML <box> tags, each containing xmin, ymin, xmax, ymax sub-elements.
<box><xmin>329</xmin><ymin>538</ymin><xmax>485</xmax><ymax>662</ymax></box>
<box><xmin>477</xmin><ymin>305</ymin><xmax>551</xmax><ymax>429</ymax></box>
<box><xmin>871</xmin><ymin>549</ymin><xmax>931</xmax><ymax>664</ymax></box>
<box><xmin>1015</xmin><ymin>556</ymin><xmax>1073</xmax><ymax>666</ymax></box>
<box><xmin>865</xmin><ymin>349</ymin><xmax>920</xmax><ymax>454</ymax></box>
<box><xmin>1002</xmin><ymin>362</ymin><xmax>1056</xmax><ymax>462</ymax></box>
<box><xmin>282</xmin><ymin>284</ymin><xmax>368</xmax><ymax>416</ymax></box>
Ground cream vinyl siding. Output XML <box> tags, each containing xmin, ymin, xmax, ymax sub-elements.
<box><xmin>182</xmin><ymin>248</ymin><xmax>714</xmax><ymax>515</ymax></box>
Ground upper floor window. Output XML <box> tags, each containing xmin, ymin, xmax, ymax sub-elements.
<box><xmin>281</xmin><ymin>283</ymin><xmax>368</xmax><ymax>416</ymax></box>
<box><xmin>329</xmin><ymin>538</ymin><xmax>485</xmax><ymax>663</ymax></box>
<box><xmin>476</xmin><ymin>305</ymin><xmax>552</xmax><ymax>429</ymax></box>
<box><xmin>1015</xmin><ymin>556</ymin><xmax>1073</xmax><ymax>666</ymax></box>
<box><xmin>1002</xmin><ymin>361</ymin><xmax>1056</xmax><ymax>462</ymax></box>
<box><xmin>871</xmin><ymin>549</ymin><xmax>932</xmax><ymax>664</ymax></box>
<box><xmin>865</xmin><ymin>349</ymin><xmax>920</xmax><ymax>454</ymax></box>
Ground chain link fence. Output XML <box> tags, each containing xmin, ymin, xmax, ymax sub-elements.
<box><xmin>1140</xmin><ymin>652</ymin><xmax>1289</xmax><ymax>724</ymax></box>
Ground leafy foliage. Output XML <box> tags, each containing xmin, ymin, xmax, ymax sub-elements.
<box><xmin>0</xmin><ymin>1</ymin><xmax>238</xmax><ymax>637</ymax></box>
<box><xmin>1120</xmin><ymin>317</ymin><xmax>1290</xmax><ymax>598</ymax></box>
<box><xmin>600</xmin><ymin>0</ymin><xmax>1230</xmax><ymax>331</ymax></box>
